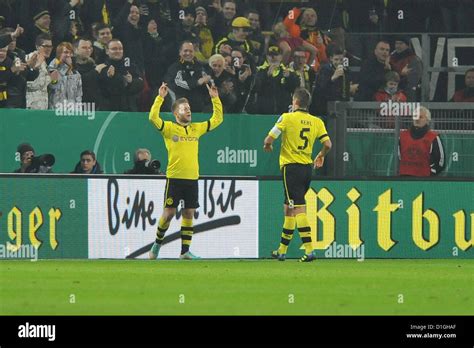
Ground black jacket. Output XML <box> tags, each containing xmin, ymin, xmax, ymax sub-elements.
<box><xmin>112</xmin><ymin>1</ymin><xmax>145</xmax><ymax>73</ymax></box>
<box><xmin>311</xmin><ymin>63</ymin><xmax>350</xmax><ymax>115</ymax></box>
<box><xmin>6</xmin><ymin>49</ymin><xmax>39</xmax><ymax>108</ymax></box>
<box><xmin>355</xmin><ymin>55</ymin><xmax>389</xmax><ymax>101</ymax></box>
<box><xmin>0</xmin><ymin>56</ymin><xmax>15</xmax><ymax>108</ymax></box>
<box><xmin>248</xmin><ymin>63</ymin><xmax>299</xmax><ymax>115</ymax></box>
<box><xmin>164</xmin><ymin>58</ymin><xmax>208</xmax><ymax>112</ymax></box>
<box><xmin>75</xmin><ymin>57</ymin><xmax>106</xmax><ymax>110</ymax></box>
<box><xmin>99</xmin><ymin>57</ymin><xmax>144</xmax><ymax>111</ymax></box>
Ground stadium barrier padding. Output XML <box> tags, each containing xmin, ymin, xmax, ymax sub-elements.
<box><xmin>1</xmin><ymin>109</ymin><xmax>473</xmax><ymax>176</ymax></box>
<box><xmin>1</xmin><ymin>175</ymin><xmax>472</xmax><ymax>259</ymax></box>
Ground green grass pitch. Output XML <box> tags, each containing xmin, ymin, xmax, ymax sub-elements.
<box><xmin>1</xmin><ymin>259</ymin><xmax>472</xmax><ymax>315</ymax></box>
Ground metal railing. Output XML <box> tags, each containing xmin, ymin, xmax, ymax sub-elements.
<box><xmin>326</xmin><ymin>102</ymin><xmax>474</xmax><ymax>177</ymax></box>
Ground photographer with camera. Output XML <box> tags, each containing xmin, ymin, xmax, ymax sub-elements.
<box><xmin>14</xmin><ymin>143</ymin><xmax>54</xmax><ymax>173</ymax></box>
<box><xmin>71</xmin><ymin>150</ymin><xmax>103</xmax><ymax>174</ymax></box>
<box><xmin>124</xmin><ymin>148</ymin><xmax>162</xmax><ymax>175</ymax></box>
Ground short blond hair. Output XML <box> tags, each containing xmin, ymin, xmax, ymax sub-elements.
<box><xmin>208</xmin><ymin>54</ymin><xmax>225</xmax><ymax>67</ymax></box>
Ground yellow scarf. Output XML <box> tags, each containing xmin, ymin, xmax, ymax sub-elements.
<box><xmin>102</xmin><ymin>2</ymin><xmax>110</xmax><ymax>25</ymax></box>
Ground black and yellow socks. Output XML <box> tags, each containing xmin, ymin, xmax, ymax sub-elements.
<box><xmin>155</xmin><ymin>216</ymin><xmax>170</xmax><ymax>244</ymax></box>
<box><xmin>296</xmin><ymin>213</ymin><xmax>313</xmax><ymax>254</ymax></box>
<box><xmin>180</xmin><ymin>218</ymin><xmax>193</xmax><ymax>254</ymax></box>
<box><xmin>277</xmin><ymin>216</ymin><xmax>296</xmax><ymax>254</ymax></box>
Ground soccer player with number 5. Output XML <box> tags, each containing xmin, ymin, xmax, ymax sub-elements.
<box><xmin>263</xmin><ymin>87</ymin><xmax>332</xmax><ymax>262</ymax></box>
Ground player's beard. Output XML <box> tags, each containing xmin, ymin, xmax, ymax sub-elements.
<box><xmin>177</xmin><ymin>114</ymin><xmax>191</xmax><ymax>126</ymax></box>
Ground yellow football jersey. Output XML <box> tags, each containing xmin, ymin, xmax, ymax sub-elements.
<box><xmin>149</xmin><ymin>95</ymin><xmax>223</xmax><ymax>179</ymax></box>
<box><xmin>268</xmin><ymin>110</ymin><xmax>330</xmax><ymax>169</ymax></box>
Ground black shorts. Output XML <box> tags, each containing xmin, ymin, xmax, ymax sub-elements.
<box><xmin>282</xmin><ymin>164</ymin><xmax>312</xmax><ymax>207</ymax></box>
<box><xmin>164</xmin><ymin>179</ymin><xmax>200</xmax><ymax>209</ymax></box>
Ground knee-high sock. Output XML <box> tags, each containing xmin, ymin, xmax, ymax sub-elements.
<box><xmin>180</xmin><ymin>218</ymin><xmax>193</xmax><ymax>254</ymax></box>
<box><xmin>296</xmin><ymin>213</ymin><xmax>313</xmax><ymax>254</ymax></box>
<box><xmin>155</xmin><ymin>217</ymin><xmax>170</xmax><ymax>244</ymax></box>
<box><xmin>277</xmin><ymin>216</ymin><xmax>296</xmax><ymax>254</ymax></box>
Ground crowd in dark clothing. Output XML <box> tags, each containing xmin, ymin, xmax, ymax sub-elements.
<box><xmin>0</xmin><ymin>0</ymin><xmax>473</xmax><ymax>116</ymax></box>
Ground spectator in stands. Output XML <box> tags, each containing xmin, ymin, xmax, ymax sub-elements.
<box><xmin>1</xmin><ymin>27</ymin><xmax>39</xmax><ymax>108</ymax></box>
<box><xmin>114</xmin><ymin>4</ymin><xmax>145</xmax><ymax>73</ymax></box>
<box><xmin>92</xmin><ymin>23</ymin><xmax>112</xmax><ymax>64</ymax></box>
<box><xmin>273</xmin><ymin>22</ymin><xmax>317</xmax><ymax>66</ymax></box>
<box><xmin>214</xmin><ymin>17</ymin><xmax>257</xmax><ymax>66</ymax></box>
<box><xmin>69</xmin><ymin>19</ymin><xmax>84</xmax><ymax>43</ymax></box>
<box><xmin>374</xmin><ymin>71</ymin><xmax>407</xmax><ymax>128</ymax></box>
<box><xmin>48</xmin><ymin>42</ymin><xmax>82</xmax><ymax>110</ymax></box>
<box><xmin>390</xmin><ymin>36</ymin><xmax>422</xmax><ymax>101</ymax></box>
<box><xmin>194</xmin><ymin>6</ymin><xmax>214</xmax><ymax>61</ymax></box>
<box><xmin>205</xmin><ymin>54</ymin><xmax>237</xmax><ymax>112</ymax></box>
<box><xmin>71</xmin><ymin>150</ymin><xmax>103</xmax><ymax>174</ymax></box>
<box><xmin>0</xmin><ymin>45</ymin><xmax>21</xmax><ymax>108</ymax></box>
<box><xmin>289</xmin><ymin>48</ymin><xmax>316</xmax><ymax>91</ymax></box>
<box><xmin>283</xmin><ymin>7</ymin><xmax>331</xmax><ymax>71</ymax></box>
<box><xmin>309</xmin><ymin>0</ymin><xmax>346</xmax><ymax>50</ymax></box>
<box><xmin>98</xmin><ymin>39</ymin><xmax>144</xmax><ymax>111</ymax></box>
<box><xmin>175</xmin><ymin>6</ymin><xmax>199</xmax><ymax>45</ymax></box>
<box><xmin>374</xmin><ymin>71</ymin><xmax>407</xmax><ymax>103</ymax></box>
<box><xmin>399</xmin><ymin>106</ymin><xmax>445</xmax><ymax>177</ymax></box>
<box><xmin>22</xmin><ymin>10</ymin><xmax>53</xmax><ymax>54</ymax></box>
<box><xmin>355</xmin><ymin>40</ymin><xmax>391</xmax><ymax>101</ymax></box>
<box><xmin>164</xmin><ymin>40</ymin><xmax>210</xmax><ymax>112</ymax></box>
<box><xmin>245</xmin><ymin>8</ymin><xmax>265</xmax><ymax>65</ymax></box>
<box><xmin>247</xmin><ymin>46</ymin><xmax>299</xmax><ymax>115</ymax></box>
<box><xmin>451</xmin><ymin>68</ymin><xmax>474</xmax><ymax>102</ymax></box>
<box><xmin>14</xmin><ymin>143</ymin><xmax>53</xmax><ymax>173</ymax></box>
<box><xmin>230</xmin><ymin>48</ymin><xmax>253</xmax><ymax>112</ymax></box>
<box><xmin>0</xmin><ymin>25</ymin><xmax>24</xmax><ymax>49</ymax></box>
<box><xmin>211</xmin><ymin>0</ymin><xmax>237</xmax><ymax>38</ymax></box>
<box><xmin>74</xmin><ymin>38</ymin><xmax>107</xmax><ymax>110</ymax></box>
<box><xmin>143</xmin><ymin>18</ymin><xmax>171</xmax><ymax>98</ymax></box>
<box><xmin>310</xmin><ymin>45</ymin><xmax>355</xmax><ymax>116</ymax></box>
<box><xmin>25</xmin><ymin>33</ymin><xmax>55</xmax><ymax>110</ymax></box>
<box><xmin>47</xmin><ymin>0</ymin><xmax>84</xmax><ymax>46</ymax></box>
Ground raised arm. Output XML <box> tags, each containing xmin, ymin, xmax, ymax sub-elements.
<box><xmin>205</xmin><ymin>84</ymin><xmax>223</xmax><ymax>131</ymax></box>
<box><xmin>149</xmin><ymin>82</ymin><xmax>168</xmax><ymax>131</ymax></box>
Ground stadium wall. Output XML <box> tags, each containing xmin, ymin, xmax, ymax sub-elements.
<box><xmin>1</xmin><ymin>109</ymin><xmax>472</xmax><ymax>176</ymax></box>
<box><xmin>0</xmin><ymin>176</ymin><xmax>472</xmax><ymax>259</ymax></box>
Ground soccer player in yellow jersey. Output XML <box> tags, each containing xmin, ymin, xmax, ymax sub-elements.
<box><xmin>149</xmin><ymin>82</ymin><xmax>223</xmax><ymax>260</ymax></box>
<box><xmin>263</xmin><ymin>87</ymin><xmax>332</xmax><ymax>262</ymax></box>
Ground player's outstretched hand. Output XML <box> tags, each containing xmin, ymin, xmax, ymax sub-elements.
<box><xmin>206</xmin><ymin>83</ymin><xmax>219</xmax><ymax>98</ymax></box>
<box><xmin>314</xmin><ymin>153</ymin><xmax>325</xmax><ymax>169</ymax></box>
<box><xmin>159</xmin><ymin>82</ymin><xmax>168</xmax><ymax>98</ymax></box>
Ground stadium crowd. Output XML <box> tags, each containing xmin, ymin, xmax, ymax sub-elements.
<box><xmin>1</xmin><ymin>0</ymin><xmax>473</xmax><ymax>115</ymax></box>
